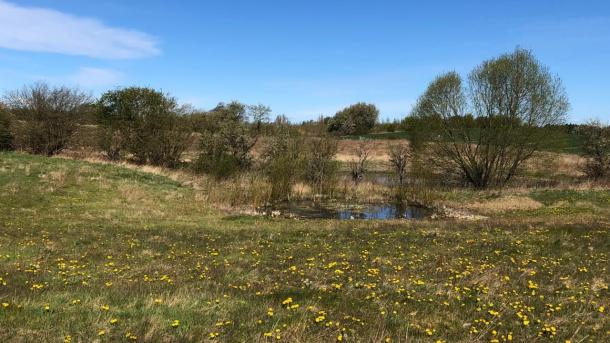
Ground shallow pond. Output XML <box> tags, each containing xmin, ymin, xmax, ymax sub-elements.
<box><xmin>263</xmin><ymin>201</ymin><xmax>430</xmax><ymax>220</ymax></box>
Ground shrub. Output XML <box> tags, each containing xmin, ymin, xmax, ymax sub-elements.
<box><xmin>328</xmin><ymin>102</ymin><xmax>379</xmax><ymax>135</ymax></box>
<box><xmin>388</xmin><ymin>142</ymin><xmax>411</xmax><ymax>192</ymax></box>
<box><xmin>3</xmin><ymin>83</ymin><xmax>91</xmax><ymax>156</ymax></box>
<box><xmin>0</xmin><ymin>104</ymin><xmax>14</xmax><ymax>151</ymax></box>
<box><xmin>579</xmin><ymin>121</ymin><xmax>610</xmax><ymax>180</ymax></box>
<box><xmin>349</xmin><ymin>140</ymin><xmax>369</xmax><ymax>184</ymax></box>
<box><xmin>97</xmin><ymin>87</ymin><xmax>191</xmax><ymax>167</ymax></box>
<box><xmin>303</xmin><ymin>135</ymin><xmax>339</xmax><ymax>196</ymax></box>
<box><xmin>195</xmin><ymin>102</ymin><xmax>258</xmax><ymax>178</ymax></box>
<box><xmin>260</xmin><ymin>116</ymin><xmax>304</xmax><ymax>201</ymax></box>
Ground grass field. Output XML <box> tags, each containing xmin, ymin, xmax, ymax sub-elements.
<box><xmin>0</xmin><ymin>152</ymin><xmax>609</xmax><ymax>342</ymax></box>
<box><xmin>342</xmin><ymin>128</ymin><xmax>585</xmax><ymax>155</ymax></box>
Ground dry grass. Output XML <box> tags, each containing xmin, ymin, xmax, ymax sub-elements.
<box><xmin>336</xmin><ymin>140</ymin><xmax>401</xmax><ymax>163</ymax></box>
<box><xmin>524</xmin><ymin>151</ymin><xmax>585</xmax><ymax>178</ymax></box>
<box><xmin>462</xmin><ymin>195</ymin><xmax>543</xmax><ymax>215</ymax></box>
<box><xmin>1</xmin><ymin>152</ymin><xmax>609</xmax><ymax>342</ymax></box>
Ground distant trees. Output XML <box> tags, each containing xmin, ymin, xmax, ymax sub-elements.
<box><xmin>195</xmin><ymin>102</ymin><xmax>265</xmax><ymax>177</ymax></box>
<box><xmin>97</xmin><ymin>87</ymin><xmax>191</xmax><ymax>167</ymax></box>
<box><xmin>0</xmin><ymin>104</ymin><xmax>13</xmax><ymax>151</ymax></box>
<box><xmin>3</xmin><ymin>83</ymin><xmax>92</xmax><ymax>156</ymax></box>
<box><xmin>328</xmin><ymin>102</ymin><xmax>378</xmax><ymax>135</ymax></box>
<box><xmin>579</xmin><ymin>121</ymin><xmax>610</xmax><ymax>180</ymax></box>
<box><xmin>410</xmin><ymin>48</ymin><xmax>569</xmax><ymax>188</ymax></box>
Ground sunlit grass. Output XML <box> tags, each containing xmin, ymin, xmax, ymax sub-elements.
<box><xmin>0</xmin><ymin>152</ymin><xmax>608</xmax><ymax>342</ymax></box>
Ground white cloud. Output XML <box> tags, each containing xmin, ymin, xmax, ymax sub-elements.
<box><xmin>0</xmin><ymin>1</ymin><xmax>160</xmax><ymax>59</ymax></box>
<box><xmin>69</xmin><ymin>67</ymin><xmax>123</xmax><ymax>88</ymax></box>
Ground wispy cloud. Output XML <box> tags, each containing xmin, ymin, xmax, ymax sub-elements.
<box><xmin>0</xmin><ymin>0</ymin><xmax>160</xmax><ymax>59</ymax></box>
<box><xmin>69</xmin><ymin>67</ymin><xmax>123</xmax><ymax>88</ymax></box>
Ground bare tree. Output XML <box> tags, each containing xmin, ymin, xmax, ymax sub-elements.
<box><xmin>388</xmin><ymin>142</ymin><xmax>411</xmax><ymax>190</ymax></box>
<box><xmin>350</xmin><ymin>140</ymin><xmax>370</xmax><ymax>184</ymax></box>
<box><xmin>410</xmin><ymin>48</ymin><xmax>569</xmax><ymax>188</ymax></box>
<box><xmin>4</xmin><ymin>83</ymin><xmax>92</xmax><ymax>156</ymax></box>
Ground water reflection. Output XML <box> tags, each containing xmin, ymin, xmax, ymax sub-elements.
<box><xmin>337</xmin><ymin>203</ymin><xmax>428</xmax><ymax>220</ymax></box>
<box><xmin>264</xmin><ymin>201</ymin><xmax>429</xmax><ymax>220</ymax></box>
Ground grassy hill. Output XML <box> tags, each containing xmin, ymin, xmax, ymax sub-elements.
<box><xmin>0</xmin><ymin>152</ymin><xmax>608</xmax><ymax>342</ymax></box>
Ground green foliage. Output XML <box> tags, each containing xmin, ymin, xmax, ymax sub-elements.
<box><xmin>3</xmin><ymin>83</ymin><xmax>92</xmax><ymax>156</ymax></box>
<box><xmin>578</xmin><ymin>122</ymin><xmax>610</xmax><ymax>180</ymax></box>
<box><xmin>0</xmin><ymin>152</ymin><xmax>609</xmax><ymax>342</ymax></box>
<box><xmin>0</xmin><ymin>105</ymin><xmax>13</xmax><ymax>151</ymax></box>
<box><xmin>261</xmin><ymin>117</ymin><xmax>304</xmax><ymax>201</ymax></box>
<box><xmin>303</xmin><ymin>135</ymin><xmax>339</xmax><ymax>195</ymax></box>
<box><xmin>410</xmin><ymin>48</ymin><xmax>569</xmax><ymax>188</ymax></box>
<box><xmin>195</xmin><ymin>102</ymin><xmax>258</xmax><ymax>178</ymax></box>
<box><xmin>530</xmin><ymin>189</ymin><xmax>610</xmax><ymax>207</ymax></box>
<box><xmin>97</xmin><ymin>87</ymin><xmax>191</xmax><ymax>167</ymax></box>
<box><xmin>328</xmin><ymin>102</ymin><xmax>379</xmax><ymax>135</ymax></box>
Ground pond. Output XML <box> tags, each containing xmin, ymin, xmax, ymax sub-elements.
<box><xmin>261</xmin><ymin>201</ymin><xmax>430</xmax><ymax>220</ymax></box>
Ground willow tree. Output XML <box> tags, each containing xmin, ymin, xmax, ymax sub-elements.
<box><xmin>410</xmin><ymin>48</ymin><xmax>569</xmax><ymax>188</ymax></box>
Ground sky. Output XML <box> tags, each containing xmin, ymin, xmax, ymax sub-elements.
<box><xmin>0</xmin><ymin>1</ymin><xmax>609</xmax><ymax>123</ymax></box>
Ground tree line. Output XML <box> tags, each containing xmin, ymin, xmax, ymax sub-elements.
<box><xmin>1</xmin><ymin>48</ymin><xmax>608</xmax><ymax>195</ymax></box>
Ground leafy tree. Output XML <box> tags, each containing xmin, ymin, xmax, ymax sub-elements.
<box><xmin>328</xmin><ymin>102</ymin><xmax>379</xmax><ymax>135</ymax></box>
<box><xmin>195</xmin><ymin>102</ymin><xmax>259</xmax><ymax>177</ymax></box>
<box><xmin>3</xmin><ymin>83</ymin><xmax>92</xmax><ymax>156</ymax></box>
<box><xmin>0</xmin><ymin>104</ymin><xmax>14</xmax><ymax>151</ymax></box>
<box><xmin>97</xmin><ymin>87</ymin><xmax>191</xmax><ymax>167</ymax></box>
<box><xmin>248</xmin><ymin>103</ymin><xmax>272</xmax><ymax>133</ymax></box>
<box><xmin>579</xmin><ymin>121</ymin><xmax>610</xmax><ymax>180</ymax></box>
<box><xmin>410</xmin><ymin>48</ymin><xmax>569</xmax><ymax>188</ymax></box>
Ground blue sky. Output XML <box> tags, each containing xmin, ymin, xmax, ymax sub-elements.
<box><xmin>0</xmin><ymin>0</ymin><xmax>609</xmax><ymax>123</ymax></box>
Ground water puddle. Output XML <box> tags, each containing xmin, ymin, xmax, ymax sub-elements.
<box><xmin>261</xmin><ymin>201</ymin><xmax>430</xmax><ymax>220</ymax></box>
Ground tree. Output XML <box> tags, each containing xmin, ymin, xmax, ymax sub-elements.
<box><xmin>248</xmin><ymin>103</ymin><xmax>271</xmax><ymax>133</ymax></box>
<box><xmin>260</xmin><ymin>115</ymin><xmax>304</xmax><ymax>201</ymax></box>
<box><xmin>410</xmin><ymin>48</ymin><xmax>569</xmax><ymax>188</ymax></box>
<box><xmin>303</xmin><ymin>135</ymin><xmax>339</xmax><ymax>195</ymax></box>
<box><xmin>579</xmin><ymin>121</ymin><xmax>610</xmax><ymax>180</ymax></box>
<box><xmin>3</xmin><ymin>83</ymin><xmax>92</xmax><ymax>156</ymax></box>
<box><xmin>0</xmin><ymin>104</ymin><xmax>13</xmax><ymax>151</ymax></box>
<box><xmin>388</xmin><ymin>142</ymin><xmax>411</xmax><ymax>191</ymax></box>
<box><xmin>328</xmin><ymin>102</ymin><xmax>379</xmax><ymax>135</ymax></box>
<box><xmin>349</xmin><ymin>140</ymin><xmax>369</xmax><ymax>184</ymax></box>
<box><xmin>195</xmin><ymin>102</ymin><xmax>259</xmax><ymax>177</ymax></box>
<box><xmin>97</xmin><ymin>87</ymin><xmax>191</xmax><ymax>167</ymax></box>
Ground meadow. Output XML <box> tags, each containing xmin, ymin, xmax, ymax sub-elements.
<box><xmin>0</xmin><ymin>152</ymin><xmax>608</xmax><ymax>342</ymax></box>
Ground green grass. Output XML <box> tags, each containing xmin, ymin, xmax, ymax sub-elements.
<box><xmin>530</xmin><ymin>189</ymin><xmax>610</xmax><ymax>207</ymax></box>
<box><xmin>0</xmin><ymin>152</ymin><xmax>608</xmax><ymax>342</ymax></box>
